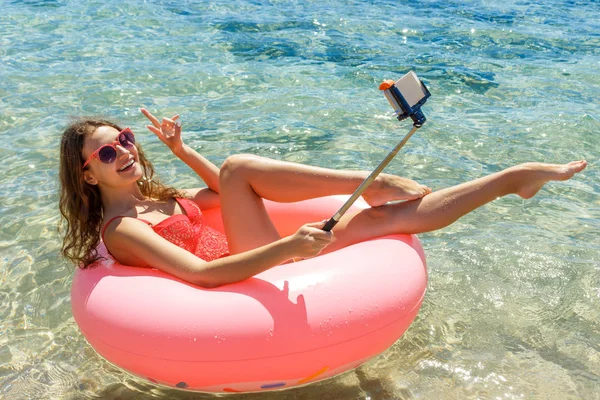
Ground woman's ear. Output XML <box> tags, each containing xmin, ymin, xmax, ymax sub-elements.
<box><xmin>83</xmin><ymin>170</ymin><xmax>98</xmax><ymax>185</ymax></box>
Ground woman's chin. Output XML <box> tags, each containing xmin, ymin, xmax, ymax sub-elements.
<box><xmin>117</xmin><ymin>163</ymin><xmax>143</xmax><ymax>182</ymax></box>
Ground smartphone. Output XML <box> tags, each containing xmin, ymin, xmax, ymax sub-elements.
<box><xmin>381</xmin><ymin>71</ymin><xmax>430</xmax><ymax>125</ymax></box>
<box><xmin>394</xmin><ymin>71</ymin><xmax>429</xmax><ymax>108</ymax></box>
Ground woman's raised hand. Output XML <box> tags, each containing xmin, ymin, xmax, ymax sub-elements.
<box><xmin>289</xmin><ymin>221</ymin><xmax>334</xmax><ymax>259</ymax></box>
<box><xmin>141</xmin><ymin>108</ymin><xmax>184</xmax><ymax>154</ymax></box>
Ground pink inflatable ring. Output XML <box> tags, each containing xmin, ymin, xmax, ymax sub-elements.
<box><xmin>71</xmin><ymin>196</ymin><xmax>428</xmax><ymax>393</ymax></box>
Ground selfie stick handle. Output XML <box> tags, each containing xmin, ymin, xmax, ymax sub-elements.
<box><xmin>322</xmin><ymin>124</ymin><xmax>420</xmax><ymax>232</ymax></box>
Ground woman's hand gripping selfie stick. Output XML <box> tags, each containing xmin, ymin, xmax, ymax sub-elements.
<box><xmin>322</xmin><ymin>71</ymin><xmax>432</xmax><ymax>232</ymax></box>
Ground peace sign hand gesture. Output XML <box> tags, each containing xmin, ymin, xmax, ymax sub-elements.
<box><xmin>141</xmin><ymin>108</ymin><xmax>184</xmax><ymax>155</ymax></box>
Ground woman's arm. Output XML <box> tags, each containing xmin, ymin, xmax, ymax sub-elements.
<box><xmin>141</xmin><ymin>108</ymin><xmax>220</xmax><ymax>193</ymax></box>
<box><xmin>104</xmin><ymin>218</ymin><xmax>332</xmax><ymax>288</ymax></box>
<box><xmin>172</xmin><ymin>144</ymin><xmax>220</xmax><ymax>193</ymax></box>
<box><xmin>181</xmin><ymin>187</ymin><xmax>221</xmax><ymax>210</ymax></box>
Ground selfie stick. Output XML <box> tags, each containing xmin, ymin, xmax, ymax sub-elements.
<box><xmin>322</xmin><ymin>74</ymin><xmax>431</xmax><ymax>232</ymax></box>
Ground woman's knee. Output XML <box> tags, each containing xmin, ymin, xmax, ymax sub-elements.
<box><xmin>219</xmin><ymin>154</ymin><xmax>263</xmax><ymax>184</ymax></box>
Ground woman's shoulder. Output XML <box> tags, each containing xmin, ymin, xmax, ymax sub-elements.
<box><xmin>101</xmin><ymin>199</ymin><xmax>170</xmax><ymax>238</ymax></box>
<box><xmin>101</xmin><ymin>214</ymin><xmax>173</xmax><ymax>268</ymax></box>
<box><xmin>101</xmin><ymin>213</ymin><xmax>154</xmax><ymax>243</ymax></box>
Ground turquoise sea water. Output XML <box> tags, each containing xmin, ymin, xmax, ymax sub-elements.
<box><xmin>1</xmin><ymin>0</ymin><xmax>599</xmax><ymax>398</ymax></box>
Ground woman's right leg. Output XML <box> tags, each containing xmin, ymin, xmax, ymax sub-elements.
<box><xmin>218</xmin><ymin>154</ymin><xmax>430</xmax><ymax>254</ymax></box>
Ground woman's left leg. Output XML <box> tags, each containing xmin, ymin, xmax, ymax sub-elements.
<box><xmin>323</xmin><ymin>160</ymin><xmax>587</xmax><ymax>253</ymax></box>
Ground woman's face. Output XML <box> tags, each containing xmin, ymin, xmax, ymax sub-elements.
<box><xmin>81</xmin><ymin>125</ymin><xmax>143</xmax><ymax>187</ymax></box>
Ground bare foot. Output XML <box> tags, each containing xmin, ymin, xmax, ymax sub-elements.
<box><xmin>516</xmin><ymin>160</ymin><xmax>587</xmax><ymax>199</ymax></box>
<box><xmin>362</xmin><ymin>173</ymin><xmax>432</xmax><ymax>207</ymax></box>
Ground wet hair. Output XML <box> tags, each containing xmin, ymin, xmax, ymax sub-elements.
<box><xmin>58</xmin><ymin>117</ymin><xmax>183</xmax><ymax>268</ymax></box>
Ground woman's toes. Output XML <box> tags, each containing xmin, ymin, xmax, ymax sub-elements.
<box><xmin>516</xmin><ymin>160</ymin><xmax>587</xmax><ymax>199</ymax></box>
<box><xmin>567</xmin><ymin>160</ymin><xmax>587</xmax><ymax>174</ymax></box>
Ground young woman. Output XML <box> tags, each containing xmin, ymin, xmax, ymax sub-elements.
<box><xmin>59</xmin><ymin>108</ymin><xmax>587</xmax><ymax>288</ymax></box>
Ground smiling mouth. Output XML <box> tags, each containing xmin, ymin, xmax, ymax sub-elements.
<box><xmin>118</xmin><ymin>159</ymin><xmax>135</xmax><ymax>172</ymax></box>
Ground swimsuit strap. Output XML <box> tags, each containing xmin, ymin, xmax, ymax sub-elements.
<box><xmin>101</xmin><ymin>198</ymin><xmax>197</xmax><ymax>242</ymax></box>
<box><xmin>101</xmin><ymin>216</ymin><xmax>153</xmax><ymax>243</ymax></box>
<box><xmin>174</xmin><ymin>197</ymin><xmax>200</xmax><ymax>218</ymax></box>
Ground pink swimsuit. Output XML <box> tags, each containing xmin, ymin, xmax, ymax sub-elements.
<box><xmin>102</xmin><ymin>198</ymin><xmax>229</xmax><ymax>262</ymax></box>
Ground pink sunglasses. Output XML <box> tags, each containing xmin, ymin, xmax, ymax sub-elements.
<box><xmin>82</xmin><ymin>128</ymin><xmax>136</xmax><ymax>169</ymax></box>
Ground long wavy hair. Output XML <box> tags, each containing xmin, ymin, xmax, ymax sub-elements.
<box><xmin>59</xmin><ymin>117</ymin><xmax>183</xmax><ymax>268</ymax></box>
